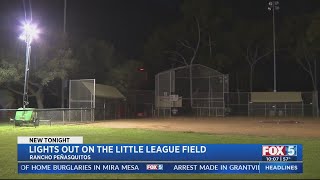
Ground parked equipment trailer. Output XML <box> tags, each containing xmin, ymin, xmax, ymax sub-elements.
<box><xmin>12</xmin><ymin>108</ymin><xmax>39</xmax><ymax>127</ymax></box>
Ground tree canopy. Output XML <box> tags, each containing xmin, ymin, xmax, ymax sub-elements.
<box><xmin>0</xmin><ymin>35</ymin><xmax>77</xmax><ymax>108</ymax></box>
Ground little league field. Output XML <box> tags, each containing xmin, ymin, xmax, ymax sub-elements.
<box><xmin>0</xmin><ymin>117</ymin><xmax>320</xmax><ymax>179</ymax></box>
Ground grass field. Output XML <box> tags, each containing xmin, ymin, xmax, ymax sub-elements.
<box><xmin>0</xmin><ymin>121</ymin><xmax>320</xmax><ymax>179</ymax></box>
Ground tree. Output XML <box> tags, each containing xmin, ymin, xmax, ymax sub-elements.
<box><xmin>293</xmin><ymin>39</ymin><xmax>319</xmax><ymax>117</ymax></box>
<box><xmin>106</xmin><ymin>60</ymin><xmax>144</xmax><ymax>94</ymax></box>
<box><xmin>144</xmin><ymin>0</ymin><xmax>236</xmax><ymax>106</ymax></box>
<box><xmin>142</xmin><ymin>0</ymin><xmax>235</xmax><ymax>74</ymax></box>
<box><xmin>0</xmin><ymin>40</ymin><xmax>77</xmax><ymax>108</ymax></box>
<box><xmin>72</xmin><ymin>38</ymin><xmax>116</xmax><ymax>83</ymax></box>
<box><xmin>142</xmin><ymin>22</ymin><xmax>185</xmax><ymax>75</ymax></box>
<box><xmin>294</xmin><ymin>41</ymin><xmax>317</xmax><ymax>90</ymax></box>
<box><xmin>287</xmin><ymin>11</ymin><xmax>320</xmax><ymax>117</ymax></box>
<box><xmin>0</xmin><ymin>89</ymin><xmax>16</xmax><ymax>108</ymax></box>
<box><xmin>180</xmin><ymin>0</ymin><xmax>236</xmax><ymax>72</ymax></box>
<box><xmin>227</xmin><ymin>19</ymin><xmax>273</xmax><ymax>92</ymax></box>
<box><xmin>245</xmin><ymin>42</ymin><xmax>272</xmax><ymax>92</ymax></box>
<box><xmin>166</xmin><ymin>17</ymin><xmax>201</xmax><ymax>107</ymax></box>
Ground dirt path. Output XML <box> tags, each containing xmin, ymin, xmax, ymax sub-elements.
<box><xmin>88</xmin><ymin>117</ymin><xmax>320</xmax><ymax>138</ymax></box>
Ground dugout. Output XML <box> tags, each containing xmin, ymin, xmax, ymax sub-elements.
<box><xmin>69</xmin><ymin>79</ymin><xmax>126</xmax><ymax>121</ymax></box>
<box><xmin>91</xmin><ymin>83</ymin><xmax>126</xmax><ymax>120</ymax></box>
<box><xmin>248</xmin><ymin>92</ymin><xmax>303</xmax><ymax>117</ymax></box>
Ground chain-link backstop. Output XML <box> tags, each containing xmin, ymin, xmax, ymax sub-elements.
<box><xmin>69</xmin><ymin>79</ymin><xmax>95</xmax><ymax>121</ymax></box>
<box><xmin>155</xmin><ymin>64</ymin><xmax>229</xmax><ymax>117</ymax></box>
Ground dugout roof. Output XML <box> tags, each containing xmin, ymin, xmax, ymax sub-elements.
<box><xmin>250</xmin><ymin>92</ymin><xmax>302</xmax><ymax>103</ymax></box>
<box><xmin>82</xmin><ymin>82</ymin><xmax>125</xmax><ymax>99</ymax></box>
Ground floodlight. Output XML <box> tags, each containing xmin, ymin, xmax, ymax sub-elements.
<box><xmin>19</xmin><ymin>21</ymin><xmax>40</xmax><ymax>108</ymax></box>
<box><xmin>19</xmin><ymin>22</ymin><xmax>40</xmax><ymax>44</ymax></box>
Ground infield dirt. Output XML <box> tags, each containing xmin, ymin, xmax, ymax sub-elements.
<box><xmin>88</xmin><ymin>117</ymin><xmax>320</xmax><ymax>138</ymax></box>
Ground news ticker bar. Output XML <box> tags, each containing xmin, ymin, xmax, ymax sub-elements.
<box><xmin>18</xmin><ymin>144</ymin><xmax>303</xmax><ymax>161</ymax></box>
<box><xmin>18</xmin><ymin>162</ymin><xmax>303</xmax><ymax>174</ymax></box>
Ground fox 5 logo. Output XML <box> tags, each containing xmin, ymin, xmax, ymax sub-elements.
<box><xmin>146</xmin><ymin>164</ymin><xmax>163</xmax><ymax>170</ymax></box>
<box><xmin>262</xmin><ymin>145</ymin><xmax>297</xmax><ymax>156</ymax></box>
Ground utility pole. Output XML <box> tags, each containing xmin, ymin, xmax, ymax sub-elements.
<box><xmin>61</xmin><ymin>0</ymin><xmax>67</xmax><ymax>108</ymax></box>
<box><xmin>268</xmin><ymin>1</ymin><xmax>279</xmax><ymax>92</ymax></box>
<box><xmin>64</xmin><ymin>0</ymin><xmax>67</xmax><ymax>34</ymax></box>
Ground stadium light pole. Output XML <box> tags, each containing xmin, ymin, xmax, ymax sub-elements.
<box><xmin>61</xmin><ymin>0</ymin><xmax>67</xmax><ymax>108</ymax></box>
<box><xmin>268</xmin><ymin>1</ymin><xmax>279</xmax><ymax>92</ymax></box>
<box><xmin>19</xmin><ymin>21</ymin><xmax>40</xmax><ymax>108</ymax></box>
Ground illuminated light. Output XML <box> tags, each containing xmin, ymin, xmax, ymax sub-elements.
<box><xmin>18</xmin><ymin>21</ymin><xmax>41</xmax><ymax>108</ymax></box>
<box><xmin>19</xmin><ymin>21</ymin><xmax>40</xmax><ymax>43</ymax></box>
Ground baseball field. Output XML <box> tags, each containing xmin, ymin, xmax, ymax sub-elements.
<box><xmin>0</xmin><ymin>116</ymin><xmax>319</xmax><ymax>179</ymax></box>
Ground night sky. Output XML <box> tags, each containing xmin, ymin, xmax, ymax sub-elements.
<box><xmin>1</xmin><ymin>0</ymin><xmax>320</xmax><ymax>58</ymax></box>
<box><xmin>0</xmin><ymin>0</ymin><xmax>181</xmax><ymax>58</ymax></box>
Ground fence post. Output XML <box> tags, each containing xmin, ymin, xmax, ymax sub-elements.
<box><xmin>63</xmin><ymin>110</ymin><xmax>65</xmax><ymax>124</ymax></box>
<box><xmin>81</xmin><ymin>108</ymin><xmax>83</xmax><ymax>122</ymax></box>
<box><xmin>114</xmin><ymin>104</ymin><xmax>116</xmax><ymax>119</ymax></box>
<box><xmin>284</xmin><ymin>104</ymin><xmax>287</xmax><ymax>117</ymax></box>
<box><xmin>313</xmin><ymin>91</ymin><xmax>319</xmax><ymax>118</ymax></box>
<box><xmin>151</xmin><ymin>104</ymin><xmax>154</xmax><ymax>118</ymax></box>
<box><xmin>248</xmin><ymin>93</ymin><xmax>250</xmax><ymax>116</ymax></box>
<box><xmin>317</xmin><ymin>91</ymin><xmax>319</xmax><ymax>118</ymax></box>
<box><xmin>209</xmin><ymin>76</ymin><xmax>211</xmax><ymax>117</ymax></box>
<box><xmin>92</xmin><ymin>108</ymin><xmax>94</xmax><ymax>122</ymax></box>
<box><xmin>163</xmin><ymin>108</ymin><xmax>165</xmax><ymax>117</ymax></box>
<box><xmin>302</xmin><ymin>101</ymin><xmax>304</xmax><ymax>117</ymax></box>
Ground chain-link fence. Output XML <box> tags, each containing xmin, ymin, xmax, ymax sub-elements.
<box><xmin>153</xmin><ymin>88</ymin><xmax>318</xmax><ymax>118</ymax></box>
<box><xmin>155</xmin><ymin>64</ymin><xmax>229</xmax><ymax>117</ymax></box>
<box><xmin>95</xmin><ymin>99</ymin><xmax>126</xmax><ymax>120</ymax></box>
<box><xmin>0</xmin><ymin>108</ymin><xmax>94</xmax><ymax>125</ymax></box>
<box><xmin>0</xmin><ymin>91</ymin><xmax>317</xmax><ymax>124</ymax></box>
<box><xmin>69</xmin><ymin>79</ymin><xmax>95</xmax><ymax>121</ymax></box>
<box><xmin>224</xmin><ymin>91</ymin><xmax>318</xmax><ymax>117</ymax></box>
<box><xmin>125</xmin><ymin>90</ymin><xmax>154</xmax><ymax>118</ymax></box>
